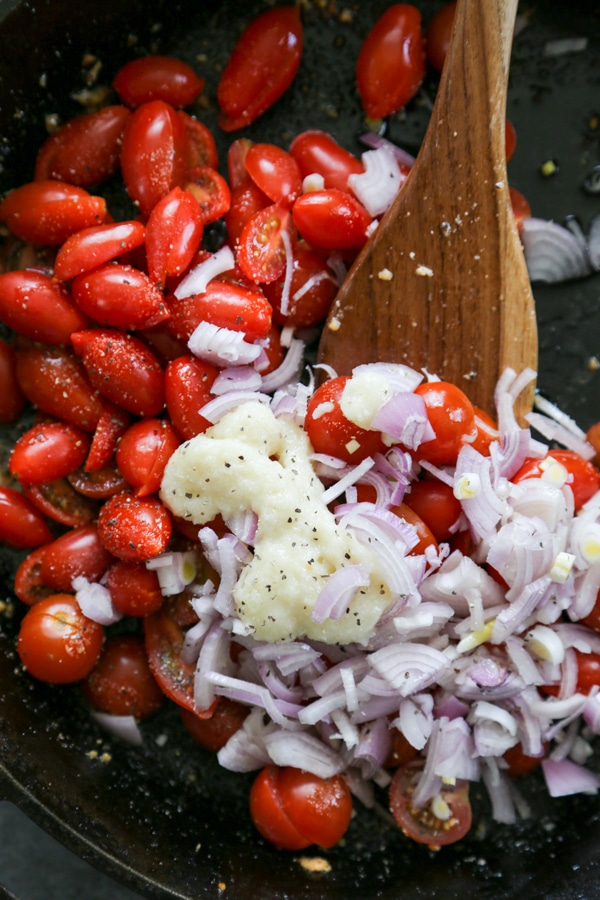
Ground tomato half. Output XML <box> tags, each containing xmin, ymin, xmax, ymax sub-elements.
<box><xmin>389</xmin><ymin>765</ymin><xmax>472</xmax><ymax>849</ymax></box>
<box><xmin>81</xmin><ymin>634</ymin><xmax>165</xmax><ymax>720</ymax></box>
<box><xmin>167</xmin><ymin>280</ymin><xmax>272</xmax><ymax>342</ymax></box>
<box><xmin>184</xmin><ymin>166</ymin><xmax>231</xmax><ymax>224</ymax></box>
<box><xmin>236</xmin><ymin>204</ymin><xmax>296</xmax><ymax>284</ymax></box>
<box><xmin>262</xmin><ymin>241</ymin><xmax>337</xmax><ymax>327</ymax></box>
<box><xmin>145</xmin><ymin>187</ymin><xmax>204</xmax><ymax>285</ymax></box>
<box><xmin>305</xmin><ymin>375</ymin><xmax>387</xmax><ymax>464</ymax></box>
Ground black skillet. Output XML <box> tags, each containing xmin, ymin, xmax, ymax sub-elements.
<box><xmin>1</xmin><ymin>1</ymin><xmax>600</xmax><ymax>897</ymax></box>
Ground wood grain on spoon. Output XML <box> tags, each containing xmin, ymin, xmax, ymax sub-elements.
<box><xmin>318</xmin><ymin>0</ymin><xmax>537</xmax><ymax>420</ymax></box>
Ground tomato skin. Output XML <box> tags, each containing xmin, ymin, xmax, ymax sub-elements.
<box><xmin>425</xmin><ymin>1</ymin><xmax>456</xmax><ymax>72</ymax></box>
<box><xmin>356</xmin><ymin>4</ymin><xmax>426</xmax><ymax>120</ymax></box>
<box><xmin>10</xmin><ymin>421</ymin><xmax>91</xmax><ymax>486</ymax></box>
<box><xmin>391</xmin><ymin>502</ymin><xmax>438</xmax><ymax>556</ymax></box>
<box><xmin>574</xmin><ymin>650</ymin><xmax>600</xmax><ymax>694</ymax></box>
<box><xmin>184</xmin><ymin>166</ymin><xmax>231</xmax><ymax>225</ymax></box>
<box><xmin>97</xmin><ymin>492</ymin><xmax>173</xmax><ymax>561</ymax></box>
<box><xmin>168</xmin><ymin>280</ymin><xmax>272</xmax><ymax>342</ymax></box>
<box><xmin>145</xmin><ymin>187</ymin><xmax>204</xmax><ymax>285</ymax></box>
<box><xmin>85</xmin><ymin>402</ymin><xmax>131</xmax><ymax>473</ymax></box>
<box><xmin>262</xmin><ymin>241</ymin><xmax>337</xmax><ymax>327</ymax></box>
<box><xmin>68</xmin><ymin>461</ymin><xmax>128</xmax><ymax>499</ymax></box>
<box><xmin>509</xmin><ymin>186</ymin><xmax>531</xmax><ymax>233</ymax></box>
<box><xmin>165</xmin><ymin>356</ymin><xmax>219</xmax><ymax>440</ymax></box>
<box><xmin>23</xmin><ymin>478</ymin><xmax>98</xmax><ymax>527</ymax></box>
<box><xmin>0</xmin><ymin>180</ymin><xmax>106</xmax><ymax>245</ymax></box>
<box><xmin>503</xmin><ymin>742</ymin><xmax>545</xmax><ymax>778</ymax></box>
<box><xmin>225</xmin><ymin>138</ymin><xmax>271</xmax><ymax>244</ymax></box>
<box><xmin>249</xmin><ymin>766</ymin><xmax>311</xmax><ymax>850</ymax></box>
<box><xmin>389</xmin><ymin>765</ymin><xmax>472</xmax><ymax>848</ymax></box>
<box><xmin>245</xmin><ymin>143</ymin><xmax>302</xmax><ymax>209</ymax></box>
<box><xmin>0</xmin><ymin>337</ymin><xmax>26</xmax><ymax>423</ymax></box>
<box><xmin>289</xmin><ymin>130</ymin><xmax>364</xmax><ymax>193</ymax></box>
<box><xmin>236</xmin><ymin>204</ymin><xmax>296</xmax><ymax>284</ymax></box>
<box><xmin>0</xmin><ymin>270</ymin><xmax>89</xmax><ymax>344</ymax></box>
<box><xmin>292</xmin><ymin>189</ymin><xmax>373</xmax><ymax>251</ymax></box>
<box><xmin>71</xmin><ymin>328</ymin><xmax>165</xmax><ymax>417</ymax></box>
<box><xmin>470</xmin><ymin>406</ymin><xmax>500</xmax><ymax>456</ymax></box>
<box><xmin>116</xmin><ymin>417</ymin><xmax>181</xmax><ymax>496</ymax></box>
<box><xmin>34</xmin><ymin>106</ymin><xmax>131</xmax><ymax>188</ymax></box>
<box><xmin>106</xmin><ymin>559</ymin><xmax>164</xmax><ymax>616</ymax></box>
<box><xmin>413</xmin><ymin>381</ymin><xmax>476</xmax><ymax>466</ymax></box>
<box><xmin>217</xmin><ymin>6</ymin><xmax>303</xmax><ymax>131</ymax></box>
<box><xmin>178</xmin><ymin>111</ymin><xmax>219</xmax><ymax>171</ymax></box>
<box><xmin>81</xmin><ymin>634</ymin><xmax>165</xmax><ymax>720</ymax></box>
<box><xmin>53</xmin><ymin>220</ymin><xmax>146</xmax><ymax>282</ymax></box>
<box><xmin>14</xmin><ymin>546</ymin><xmax>54</xmax><ymax>606</ymax></box>
<box><xmin>120</xmin><ymin>100</ymin><xmax>188</xmax><ymax>215</ymax></box>
<box><xmin>113</xmin><ymin>56</ymin><xmax>204</xmax><ymax>109</ymax></box>
<box><xmin>0</xmin><ymin>487</ymin><xmax>53</xmax><ymax>549</ymax></box>
<box><xmin>586</xmin><ymin>422</ymin><xmax>600</xmax><ymax>467</ymax></box>
<box><xmin>39</xmin><ymin>524</ymin><xmax>115</xmax><ymax>592</ymax></box>
<box><xmin>180</xmin><ymin>699</ymin><xmax>249</xmax><ymax>752</ymax></box>
<box><xmin>71</xmin><ymin>263</ymin><xmax>170</xmax><ymax>331</ymax></box>
<box><xmin>305</xmin><ymin>376</ymin><xmax>387</xmax><ymax>464</ymax></box>
<box><xmin>17</xmin><ymin>593</ymin><xmax>104</xmax><ymax>684</ymax></box>
<box><xmin>404</xmin><ymin>477</ymin><xmax>462</xmax><ymax>543</ymax></box>
<box><xmin>512</xmin><ymin>449</ymin><xmax>600</xmax><ymax>512</ymax></box>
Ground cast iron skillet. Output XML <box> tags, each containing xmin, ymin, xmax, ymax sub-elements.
<box><xmin>1</xmin><ymin>1</ymin><xmax>600</xmax><ymax>897</ymax></box>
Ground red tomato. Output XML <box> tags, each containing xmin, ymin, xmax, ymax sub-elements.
<box><xmin>14</xmin><ymin>546</ymin><xmax>53</xmax><ymax>606</ymax></box>
<box><xmin>217</xmin><ymin>6</ymin><xmax>303</xmax><ymax>131</ymax></box>
<box><xmin>85</xmin><ymin>402</ymin><xmax>131</xmax><ymax>473</ymax></box>
<box><xmin>34</xmin><ymin>106</ymin><xmax>131</xmax><ymax>188</ymax></box>
<box><xmin>262</xmin><ymin>241</ymin><xmax>337</xmax><ymax>327</ymax></box>
<box><xmin>39</xmin><ymin>524</ymin><xmax>114</xmax><ymax>592</ymax></box>
<box><xmin>574</xmin><ymin>650</ymin><xmax>600</xmax><ymax>694</ymax></box>
<box><xmin>425</xmin><ymin>1</ymin><xmax>456</xmax><ymax>73</ymax></box>
<box><xmin>385</xmin><ymin>729</ymin><xmax>419</xmax><ymax>768</ymax></box>
<box><xmin>292</xmin><ymin>189</ymin><xmax>372</xmax><ymax>251</ymax></box>
<box><xmin>180</xmin><ymin>699</ymin><xmax>249</xmax><ymax>752</ymax></box>
<box><xmin>305</xmin><ymin>376</ymin><xmax>387</xmax><ymax>464</ymax></box>
<box><xmin>120</xmin><ymin>100</ymin><xmax>187</xmax><ymax>215</ymax></box>
<box><xmin>17</xmin><ymin>593</ymin><xmax>104</xmax><ymax>684</ymax></box>
<box><xmin>0</xmin><ymin>337</ymin><xmax>26</xmax><ymax>423</ymax></box>
<box><xmin>0</xmin><ymin>180</ymin><xmax>106</xmax><ymax>245</ymax></box>
<box><xmin>184</xmin><ymin>166</ymin><xmax>231</xmax><ymax>224</ymax></box>
<box><xmin>68</xmin><ymin>461</ymin><xmax>128</xmax><ymax>499</ymax></box>
<box><xmin>167</xmin><ymin>280</ymin><xmax>272</xmax><ymax>342</ymax></box>
<box><xmin>391</xmin><ymin>502</ymin><xmax>438</xmax><ymax>556</ymax></box>
<box><xmin>10</xmin><ymin>420</ymin><xmax>91</xmax><ymax>486</ymax></box>
<box><xmin>245</xmin><ymin>143</ymin><xmax>302</xmax><ymax>209</ymax></box>
<box><xmin>389</xmin><ymin>765</ymin><xmax>472</xmax><ymax>848</ymax></box>
<box><xmin>503</xmin><ymin>742</ymin><xmax>545</xmax><ymax>778</ymax></box>
<box><xmin>145</xmin><ymin>187</ymin><xmax>204</xmax><ymax>285</ymax></box>
<box><xmin>512</xmin><ymin>449</ymin><xmax>600</xmax><ymax>511</ymax></box>
<box><xmin>113</xmin><ymin>55</ymin><xmax>204</xmax><ymax>108</ymax></box>
<box><xmin>505</xmin><ymin>119</ymin><xmax>517</xmax><ymax>163</ymax></box>
<box><xmin>469</xmin><ymin>406</ymin><xmax>500</xmax><ymax>456</ymax></box>
<box><xmin>249</xmin><ymin>766</ymin><xmax>353</xmax><ymax>850</ymax></box>
<box><xmin>106</xmin><ymin>559</ymin><xmax>164</xmax><ymax>616</ymax></box>
<box><xmin>289</xmin><ymin>130</ymin><xmax>364</xmax><ymax>193</ymax></box>
<box><xmin>586</xmin><ymin>422</ymin><xmax>600</xmax><ymax>467</ymax></box>
<box><xmin>0</xmin><ymin>270</ymin><xmax>89</xmax><ymax>344</ymax></box>
<box><xmin>116</xmin><ymin>418</ymin><xmax>181</xmax><ymax>496</ymax></box>
<box><xmin>71</xmin><ymin>328</ymin><xmax>165</xmax><ymax>417</ymax></box>
<box><xmin>236</xmin><ymin>204</ymin><xmax>296</xmax><ymax>284</ymax></box>
<box><xmin>404</xmin><ymin>478</ymin><xmax>462</xmax><ymax>543</ymax></box>
<box><xmin>15</xmin><ymin>345</ymin><xmax>104</xmax><ymax>431</ymax></box>
<box><xmin>509</xmin><ymin>186</ymin><xmax>531</xmax><ymax>232</ymax></box>
<box><xmin>23</xmin><ymin>478</ymin><xmax>98</xmax><ymax>527</ymax></box>
<box><xmin>71</xmin><ymin>263</ymin><xmax>170</xmax><ymax>330</ymax></box>
<box><xmin>97</xmin><ymin>492</ymin><xmax>172</xmax><ymax>561</ymax></box>
<box><xmin>53</xmin><ymin>220</ymin><xmax>146</xmax><ymax>282</ymax></box>
<box><xmin>81</xmin><ymin>634</ymin><xmax>165</xmax><ymax>720</ymax></box>
<box><xmin>0</xmin><ymin>486</ymin><xmax>53</xmax><ymax>549</ymax></box>
<box><xmin>225</xmin><ymin>139</ymin><xmax>271</xmax><ymax>244</ymax></box>
<box><xmin>178</xmin><ymin>111</ymin><xmax>219</xmax><ymax>171</ymax></box>
<box><xmin>165</xmin><ymin>356</ymin><xmax>220</xmax><ymax>440</ymax></box>
<box><xmin>413</xmin><ymin>381</ymin><xmax>476</xmax><ymax>466</ymax></box>
<box><xmin>356</xmin><ymin>5</ymin><xmax>426</xmax><ymax>120</ymax></box>
<box><xmin>581</xmin><ymin>591</ymin><xmax>600</xmax><ymax>633</ymax></box>
<box><xmin>257</xmin><ymin>323</ymin><xmax>285</xmax><ymax>375</ymax></box>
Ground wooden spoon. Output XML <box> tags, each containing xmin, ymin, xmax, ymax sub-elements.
<box><xmin>317</xmin><ymin>0</ymin><xmax>537</xmax><ymax>420</ymax></box>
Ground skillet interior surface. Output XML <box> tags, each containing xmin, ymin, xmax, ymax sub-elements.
<box><xmin>1</xmin><ymin>0</ymin><xmax>600</xmax><ymax>897</ymax></box>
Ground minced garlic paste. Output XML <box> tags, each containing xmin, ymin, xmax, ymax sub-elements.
<box><xmin>160</xmin><ymin>401</ymin><xmax>393</xmax><ymax>644</ymax></box>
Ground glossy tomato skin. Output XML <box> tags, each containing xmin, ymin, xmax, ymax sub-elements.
<box><xmin>289</xmin><ymin>130</ymin><xmax>364</xmax><ymax>193</ymax></box>
<box><xmin>225</xmin><ymin>138</ymin><xmax>271</xmax><ymax>243</ymax></box>
<box><xmin>573</xmin><ymin>650</ymin><xmax>600</xmax><ymax>693</ymax></box>
<box><xmin>262</xmin><ymin>241</ymin><xmax>337</xmax><ymax>327</ymax></box>
<box><xmin>113</xmin><ymin>55</ymin><xmax>204</xmax><ymax>108</ymax></box>
<box><xmin>115</xmin><ymin>417</ymin><xmax>181</xmax><ymax>496</ymax></box>
<box><xmin>165</xmin><ymin>356</ymin><xmax>219</xmax><ymax>440</ymax></box>
<box><xmin>249</xmin><ymin>767</ymin><xmax>311</xmax><ymax>850</ymax></box>
<box><xmin>145</xmin><ymin>187</ymin><xmax>204</xmax><ymax>285</ymax></box>
<box><xmin>81</xmin><ymin>634</ymin><xmax>165</xmax><ymax>720</ymax></box>
<box><xmin>71</xmin><ymin>263</ymin><xmax>170</xmax><ymax>331</ymax></box>
<box><xmin>97</xmin><ymin>492</ymin><xmax>172</xmax><ymax>561</ymax></box>
<box><xmin>425</xmin><ymin>0</ymin><xmax>457</xmax><ymax>72</ymax></box>
<box><xmin>178</xmin><ymin>111</ymin><xmax>219</xmax><ymax>171</ymax></box>
<box><xmin>0</xmin><ymin>270</ymin><xmax>89</xmax><ymax>344</ymax></box>
<box><xmin>23</xmin><ymin>478</ymin><xmax>98</xmax><ymax>528</ymax></box>
<box><xmin>68</xmin><ymin>461</ymin><xmax>128</xmax><ymax>499</ymax></box>
<box><xmin>305</xmin><ymin>376</ymin><xmax>387</xmax><ymax>464</ymax></box>
<box><xmin>0</xmin><ymin>180</ymin><xmax>106</xmax><ymax>245</ymax></box>
<box><xmin>0</xmin><ymin>486</ymin><xmax>53</xmax><ymax>549</ymax></box>
<box><xmin>389</xmin><ymin>765</ymin><xmax>472</xmax><ymax>848</ymax></box>
<box><xmin>413</xmin><ymin>381</ymin><xmax>476</xmax><ymax>466</ymax></box>
<box><xmin>180</xmin><ymin>699</ymin><xmax>249</xmax><ymax>752</ymax></box>
<box><xmin>0</xmin><ymin>337</ymin><xmax>26</xmax><ymax>423</ymax></box>
<box><xmin>404</xmin><ymin>477</ymin><xmax>462</xmax><ymax>543</ymax></box>
<box><xmin>184</xmin><ymin>166</ymin><xmax>231</xmax><ymax>225</ymax></box>
<box><xmin>356</xmin><ymin>4</ymin><xmax>426</xmax><ymax>119</ymax></box>
<box><xmin>10</xmin><ymin>421</ymin><xmax>91</xmax><ymax>486</ymax></box>
<box><xmin>120</xmin><ymin>100</ymin><xmax>187</xmax><ymax>215</ymax></box>
<box><xmin>167</xmin><ymin>280</ymin><xmax>272</xmax><ymax>342</ymax></box>
<box><xmin>85</xmin><ymin>401</ymin><xmax>131</xmax><ymax>473</ymax></box>
<box><xmin>236</xmin><ymin>204</ymin><xmax>295</xmax><ymax>284</ymax></box>
<box><xmin>217</xmin><ymin>6</ymin><xmax>303</xmax><ymax>131</ymax></box>
<box><xmin>39</xmin><ymin>524</ymin><xmax>114</xmax><ymax>592</ymax></box>
<box><xmin>245</xmin><ymin>143</ymin><xmax>302</xmax><ymax>208</ymax></box>
<box><xmin>71</xmin><ymin>328</ymin><xmax>165</xmax><ymax>417</ymax></box>
<box><xmin>17</xmin><ymin>593</ymin><xmax>104</xmax><ymax>684</ymax></box>
<box><xmin>53</xmin><ymin>220</ymin><xmax>146</xmax><ymax>282</ymax></box>
<box><xmin>106</xmin><ymin>559</ymin><xmax>164</xmax><ymax>616</ymax></box>
<box><xmin>509</xmin><ymin>186</ymin><xmax>531</xmax><ymax>232</ymax></box>
<box><xmin>512</xmin><ymin>449</ymin><xmax>600</xmax><ymax>511</ymax></box>
<box><xmin>14</xmin><ymin>546</ymin><xmax>53</xmax><ymax>606</ymax></box>
<box><xmin>34</xmin><ymin>106</ymin><xmax>131</xmax><ymax>188</ymax></box>
<box><xmin>292</xmin><ymin>189</ymin><xmax>372</xmax><ymax>251</ymax></box>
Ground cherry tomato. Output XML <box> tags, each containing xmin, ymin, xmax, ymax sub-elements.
<box><xmin>586</xmin><ymin>422</ymin><xmax>600</xmax><ymax>467</ymax></box>
<box><xmin>120</xmin><ymin>100</ymin><xmax>187</xmax><ymax>215</ymax></box>
<box><xmin>17</xmin><ymin>593</ymin><xmax>104</xmax><ymax>684</ymax></box>
<box><xmin>113</xmin><ymin>55</ymin><xmax>204</xmax><ymax>108</ymax></box>
<box><xmin>305</xmin><ymin>376</ymin><xmax>387</xmax><ymax>464</ymax></box>
<box><xmin>23</xmin><ymin>478</ymin><xmax>98</xmax><ymax>527</ymax></box>
<box><xmin>53</xmin><ymin>220</ymin><xmax>146</xmax><ymax>282</ymax></box>
<box><xmin>425</xmin><ymin>1</ymin><xmax>456</xmax><ymax>72</ymax></box>
<box><xmin>245</xmin><ymin>143</ymin><xmax>302</xmax><ymax>209</ymax></box>
<box><xmin>85</xmin><ymin>402</ymin><xmax>131</xmax><ymax>473</ymax></box>
<box><xmin>116</xmin><ymin>417</ymin><xmax>181</xmax><ymax>496</ymax></box>
<box><xmin>72</xmin><ymin>263</ymin><xmax>170</xmax><ymax>330</ymax></box>
<box><xmin>404</xmin><ymin>477</ymin><xmax>462</xmax><ymax>543</ymax></box>
<box><xmin>180</xmin><ymin>699</ymin><xmax>249</xmax><ymax>752</ymax></box>
<box><xmin>184</xmin><ymin>166</ymin><xmax>231</xmax><ymax>224</ymax></box>
<box><xmin>257</xmin><ymin>323</ymin><xmax>285</xmax><ymax>375</ymax></box>
<box><xmin>71</xmin><ymin>328</ymin><xmax>165</xmax><ymax>417</ymax></box>
<box><xmin>0</xmin><ymin>337</ymin><xmax>26</xmax><ymax>423</ymax></box>
<box><xmin>356</xmin><ymin>4</ymin><xmax>426</xmax><ymax>120</ymax></box>
<box><xmin>10</xmin><ymin>420</ymin><xmax>91</xmax><ymax>486</ymax></box>
<box><xmin>165</xmin><ymin>356</ymin><xmax>219</xmax><ymax>440</ymax></box>
<box><xmin>413</xmin><ymin>381</ymin><xmax>476</xmax><ymax>466</ymax></box>
<box><xmin>34</xmin><ymin>106</ymin><xmax>131</xmax><ymax>188</ymax></box>
<box><xmin>469</xmin><ymin>406</ymin><xmax>500</xmax><ymax>456</ymax></box>
<box><xmin>249</xmin><ymin>766</ymin><xmax>353</xmax><ymax>850</ymax></box>
<box><xmin>262</xmin><ymin>241</ymin><xmax>337</xmax><ymax>327</ymax></box>
<box><xmin>68</xmin><ymin>461</ymin><xmax>128</xmax><ymax>499</ymax></box>
<box><xmin>509</xmin><ymin>186</ymin><xmax>531</xmax><ymax>232</ymax></box>
<box><xmin>503</xmin><ymin>742</ymin><xmax>545</xmax><ymax>778</ymax></box>
<box><xmin>512</xmin><ymin>449</ymin><xmax>600</xmax><ymax>512</ymax></box>
<box><xmin>0</xmin><ymin>270</ymin><xmax>89</xmax><ymax>344</ymax></box>
<box><xmin>39</xmin><ymin>524</ymin><xmax>114</xmax><ymax>592</ymax></box>
<box><xmin>0</xmin><ymin>180</ymin><xmax>106</xmax><ymax>245</ymax></box>
<box><xmin>145</xmin><ymin>187</ymin><xmax>204</xmax><ymax>285</ymax></box>
<box><xmin>81</xmin><ymin>634</ymin><xmax>165</xmax><ymax>720</ymax></box>
<box><xmin>580</xmin><ymin>590</ymin><xmax>600</xmax><ymax>633</ymax></box>
<box><xmin>167</xmin><ymin>280</ymin><xmax>272</xmax><ymax>342</ymax></box>
<box><xmin>178</xmin><ymin>111</ymin><xmax>219</xmax><ymax>171</ymax></box>
<box><xmin>0</xmin><ymin>486</ymin><xmax>53</xmax><ymax>549</ymax></box>
<box><xmin>505</xmin><ymin>119</ymin><xmax>517</xmax><ymax>163</ymax></box>
<box><xmin>292</xmin><ymin>189</ymin><xmax>372</xmax><ymax>251</ymax></box>
<box><xmin>389</xmin><ymin>765</ymin><xmax>472</xmax><ymax>849</ymax></box>
<box><xmin>225</xmin><ymin>139</ymin><xmax>271</xmax><ymax>244</ymax></box>
<box><xmin>391</xmin><ymin>502</ymin><xmax>438</xmax><ymax>556</ymax></box>
<box><xmin>97</xmin><ymin>491</ymin><xmax>172</xmax><ymax>561</ymax></box>
<box><xmin>13</xmin><ymin>546</ymin><xmax>53</xmax><ymax>606</ymax></box>
<box><xmin>236</xmin><ymin>204</ymin><xmax>296</xmax><ymax>284</ymax></box>
<box><xmin>106</xmin><ymin>559</ymin><xmax>164</xmax><ymax>616</ymax></box>
<box><xmin>217</xmin><ymin>6</ymin><xmax>303</xmax><ymax>131</ymax></box>
<box><xmin>289</xmin><ymin>130</ymin><xmax>364</xmax><ymax>193</ymax></box>
<box><xmin>385</xmin><ymin>729</ymin><xmax>419</xmax><ymax>768</ymax></box>
<box><xmin>574</xmin><ymin>650</ymin><xmax>600</xmax><ymax>694</ymax></box>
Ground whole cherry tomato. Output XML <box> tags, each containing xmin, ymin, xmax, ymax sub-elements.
<box><xmin>289</xmin><ymin>130</ymin><xmax>364</xmax><ymax>193</ymax></box>
<box><xmin>97</xmin><ymin>492</ymin><xmax>173</xmax><ymax>561</ymax></box>
<box><xmin>17</xmin><ymin>593</ymin><xmax>104</xmax><ymax>683</ymax></box>
<box><xmin>0</xmin><ymin>180</ymin><xmax>106</xmax><ymax>245</ymax></box>
<box><xmin>71</xmin><ymin>263</ymin><xmax>170</xmax><ymax>330</ymax></box>
<box><xmin>106</xmin><ymin>559</ymin><xmax>164</xmax><ymax>616</ymax></box>
<box><xmin>413</xmin><ymin>381</ymin><xmax>476</xmax><ymax>466</ymax></box>
<box><xmin>116</xmin><ymin>418</ymin><xmax>181</xmax><ymax>496</ymax></box>
<box><xmin>39</xmin><ymin>524</ymin><xmax>114</xmax><ymax>592</ymax></box>
<box><xmin>0</xmin><ymin>337</ymin><xmax>26</xmax><ymax>423</ymax></box>
<box><xmin>180</xmin><ymin>699</ymin><xmax>249</xmax><ymax>752</ymax></box>
<box><xmin>262</xmin><ymin>241</ymin><xmax>337</xmax><ymax>327</ymax></box>
<box><xmin>236</xmin><ymin>204</ymin><xmax>296</xmax><ymax>284</ymax></box>
<box><xmin>113</xmin><ymin>55</ymin><xmax>204</xmax><ymax>108</ymax></box>
<box><xmin>305</xmin><ymin>375</ymin><xmax>387</xmax><ymax>464</ymax></box>
<box><xmin>53</xmin><ymin>220</ymin><xmax>146</xmax><ymax>282</ymax></box>
<box><xmin>292</xmin><ymin>189</ymin><xmax>372</xmax><ymax>251</ymax></box>
<box><xmin>512</xmin><ymin>449</ymin><xmax>600</xmax><ymax>511</ymax></box>
<box><xmin>167</xmin><ymin>280</ymin><xmax>272</xmax><ymax>342</ymax></box>
<box><xmin>164</xmin><ymin>356</ymin><xmax>220</xmax><ymax>440</ymax></box>
<box><xmin>389</xmin><ymin>765</ymin><xmax>472</xmax><ymax>849</ymax></box>
<box><xmin>425</xmin><ymin>0</ymin><xmax>457</xmax><ymax>72</ymax></box>
<box><xmin>217</xmin><ymin>6</ymin><xmax>303</xmax><ymax>131</ymax></box>
<box><xmin>245</xmin><ymin>143</ymin><xmax>302</xmax><ymax>209</ymax></box>
<box><xmin>145</xmin><ymin>187</ymin><xmax>204</xmax><ymax>286</ymax></box>
<box><xmin>81</xmin><ymin>634</ymin><xmax>165</xmax><ymax>719</ymax></box>
<box><xmin>0</xmin><ymin>486</ymin><xmax>53</xmax><ymax>549</ymax></box>
<box><xmin>356</xmin><ymin>5</ymin><xmax>426</xmax><ymax>120</ymax></box>
<box><xmin>404</xmin><ymin>477</ymin><xmax>462</xmax><ymax>543</ymax></box>
<box><xmin>0</xmin><ymin>270</ymin><xmax>89</xmax><ymax>344</ymax></box>
<box><xmin>10</xmin><ymin>421</ymin><xmax>91</xmax><ymax>486</ymax></box>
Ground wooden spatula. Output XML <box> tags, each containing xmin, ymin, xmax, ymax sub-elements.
<box><xmin>317</xmin><ymin>0</ymin><xmax>537</xmax><ymax>420</ymax></box>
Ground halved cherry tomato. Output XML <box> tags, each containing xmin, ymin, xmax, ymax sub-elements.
<box><xmin>113</xmin><ymin>55</ymin><xmax>204</xmax><ymax>108</ymax></box>
<box><xmin>512</xmin><ymin>449</ymin><xmax>600</xmax><ymax>511</ymax></box>
<box><xmin>39</xmin><ymin>524</ymin><xmax>114</xmax><ymax>592</ymax></box>
<box><xmin>184</xmin><ymin>166</ymin><xmax>231</xmax><ymax>225</ymax></box>
<box><xmin>178</xmin><ymin>111</ymin><xmax>219</xmax><ymax>171</ymax></box>
<box><xmin>53</xmin><ymin>220</ymin><xmax>146</xmax><ymax>282</ymax></box>
<box><xmin>510</xmin><ymin>186</ymin><xmax>531</xmax><ymax>232</ymax></box>
<box><xmin>256</xmin><ymin>323</ymin><xmax>285</xmax><ymax>375</ymax></box>
<box><xmin>305</xmin><ymin>375</ymin><xmax>387</xmax><ymax>464</ymax></box>
<box><xmin>167</xmin><ymin>280</ymin><xmax>272</xmax><ymax>342</ymax></box>
<box><xmin>236</xmin><ymin>204</ymin><xmax>296</xmax><ymax>284</ymax></box>
<box><xmin>0</xmin><ymin>270</ymin><xmax>89</xmax><ymax>344</ymax></box>
<box><xmin>469</xmin><ymin>406</ymin><xmax>500</xmax><ymax>456</ymax></box>
<box><xmin>586</xmin><ymin>422</ymin><xmax>600</xmax><ymax>467</ymax></box>
<box><xmin>180</xmin><ymin>699</ymin><xmax>249</xmax><ymax>752</ymax></box>
<box><xmin>85</xmin><ymin>402</ymin><xmax>131</xmax><ymax>473</ymax></box>
<box><xmin>68</xmin><ymin>461</ymin><xmax>128</xmax><ymax>499</ymax></box>
<box><xmin>391</xmin><ymin>502</ymin><xmax>439</xmax><ymax>556</ymax></box>
<box><xmin>0</xmin><ymin>180</ymin><xmax>106</xmax><ymax>245</ymax></box>
<box><xmin>289</xmin><ymin>130</ymin><xmax>364</xmax><ymax>193</ymax></box>
<box><xmin>385</xmin><ymin>728</ymin><xmax>419</xmax><ymax>768</ymax></box>
<box><xmin>116</xmin><ymin>418</ymin><xmax>181</xmax><ymax>496</ymax></box>
<box><xmin>81</xmin><ymin>634</ymin><xmax>165</xmax><ymax>719</ymax></box>
<box><xmin>425</xmin><ymin>0</ymin><xmax>456</xmax><ymax>73</ymax></box>
<box><xmin>389</xmin><ymin>765</ymin><xmax>472</xmax><ymax>849</ymax></box>
<box><xmin>505</xmin><ymin>119</ymin><xmax>517</xmax><ymax>163</ymax></box>
<box><xmin>262</xmin><ymin>241</ymin><xmax>337</xmax><ymax>327</ymax></box>
<box><xmin>292</xmin><ymin>189</ymin><xmax>372</xmax><ymax>251</ymax></box>
<box><xmin>13</xmin><ymin>546</ymin><xmax>53</xmax><ymax>606</ymax></box>
<box><xmin>503</xmin><ymin>742</ymin><xmax>545</xmax><ymax>778</ymax></box>
<box><xmin>164</xmin><ymin>356</ymin><xmax>220</xmax><ymax>440</ymax></box>
<box><xmin>413</xmin><ymin>381</ymin><xmax>477</xmax><ymax>466</ymax></box>
<box><xmin>404</xmin><ymin>477</ymin><xmax>462</xmax><ymax>543</ymax></box>
<box><xmin>97</xmin><ymin>492</ymin><xmax>172</xmax><ymax>561</ymax></box>
<box><xmin>356</xmin><ymin>4</ymin><xmax>426</xmax><ymax>120</ymax></box>
<box><xmin>217</xmin><ymin>6</ymin><xmax>303</xmax><ymax>131</ymax></box>
<box><xmin>23</xmin><ymin>478</ymin><xmax>98</xmax><ymax>527</ymax></box>
<box><xmin>10</xmin><ymin>420</ymin><xmax>91</xmax><ymax>486</ymax></box>
<box><xmin>0</xmin><ymin>486</ymin><xmax>53</xmax><ymax>549</ymax></box>
<box><xmin>0</xmin><ymin>337</ymin><xmax>26</xmax><ymax>423</ymax></box>
<box><xmin>17</xmin><ymin>593</ymin><xmax>104</xmax><ymax>684</ymax></box>
<box><xmin>34</xmin><ymin>106</ymin><xmax>131</xmax><ymax>188</ymax></box>
<box><xmin>106</xmin><ymin>559</ymin><xmax>164</xmax><ymax>616</ymax></box>
<box><xmin>71</xmin><ymin>263</ymin><xmax>170</xmax><ymax>330</ymax></box>
<box><xmin>145</xmin><ymin>187</ymin><xmax>204</xmax><ymax>285</ymax></box>
<box><xmin>245</xmin><ymin>143</ymin><xmax>302</xmax><ymax>209</ymax></box>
